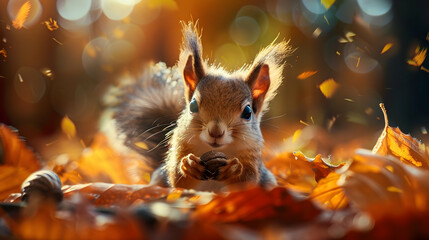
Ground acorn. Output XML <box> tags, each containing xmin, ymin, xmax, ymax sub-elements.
<box><xmin>200</xmin><ymin>151</ymin><xmax>227</xmax><ymax>180</ymax></box>
<box><xmin>21</xmin><ymin>170</ymin><xmax>63</xmax><ymax>203</ymax></box>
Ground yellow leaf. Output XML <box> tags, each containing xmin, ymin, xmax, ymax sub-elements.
<box><xmin>407</xmin><ymin>45</ymin><xmax>427</xmax><ymax>67</ymax></box>
<box><xmin>387</xmin><ymin>186</ymin><xmax>403</xmax><ymax>193</ymax></box>
<box><xmin>12</xmin><ymin>1</ymin><xmax>31</xmax><ymax>29</ymax></box>
<box><xmin>61</xmin><ymin>115</ymin><xmax>76</xmax><ymax>139</ymax></box>
<box><xmin>310</xmin><ymin>172</ymin><xmax>348</xmax><ymax>210</ymax></box>
<box><xmin>372</xmin><ymin>103</ymin><xmax>429</xmax><ymax>168</ymax></box>
<box><xmin>319</xmin><ymin>78</ymin><xmax>339</xmax><ymax>98</ymax></box>
<box><xmin>292</xmin><ymin>129</ymin><xmax>302</xmax><ymax>143</ymax></box>
<box><xmin>321</xmin><ymin>0</ymin><xmax>335</xmax><ymax>9</ymax></box>
<box><xmin>381</xmin><ymin>43</ymin><xmax>393</xmax><ymax>54</ymax></box>
<box><xmin>297</xmin><ymin>70</ymin><xmax>318</xmax><ymax>80</ymax></box>
<box><xmin>166</xmin><ymin>189</ymin><xmax>182</xmax><ymax>203</ymax></box>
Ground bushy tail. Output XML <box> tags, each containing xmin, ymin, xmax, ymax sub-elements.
<box><xmin>108</xmin><ymin>62</ymin><xmax>185</xmax><ymax>169</ymax></box>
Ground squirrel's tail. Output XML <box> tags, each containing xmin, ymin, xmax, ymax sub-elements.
<box><xmin>106</xmin><ymin>62</ymin><xmax>185</xmax><ymax>169</ymax></box>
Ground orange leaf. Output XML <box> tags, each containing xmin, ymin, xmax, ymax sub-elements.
<box><xmin>372</xmin><ymin>103</ymin><xmax>429</xmax><ymax>168</ymax></box>
<box><xmin>297</xmin><ymin>70</ymin><xmax>318</xmax><ymax>80</ymax></box>
<box><xmin>342</xmin><ymin>149</ymin><xmax>429</xmax><ymax>219</ymax></box>
<box><xmin>381</xmin><ymin>43</ymin><xmax>393</xmax><ymax>54</ymax></box>
<box><xmin>43</xmin><ymin>18</ymin><xmax>59</xmax><ymax>31</ymax></box>
<box><xmin>0</xmin><ymin>124</ymin><xmax>41</xmax><ymax>200</ymax></box>
<box><xmin>12</xmin><ymin>1</ymin><xmax>31</xmax><ymax>29</ymax></box>
<box><xmin>193</xmin><ymin>187</ymin><xmax>320</xmax><ymax>223</ymax></box>
<box><xmin>265</xmin><ymin>152</ymin><xmax>317</xmax><ymax>194</ymax></box>
<box><xmin>310</xmin><ymin>172</ymin><xmax>348</xmax><ymax>210</ymax></box>
<box><xmin>319</xmin><ymin>78</ymin><xmax>339</xmax><ymax>98</ymax></box>
<box><xmin>294</xmin><ymin>151</ymin><xmax>345</xmax><ymax>182</ymax></box>
<box><xmin>407</xmin><ymin>45</ymin><xmax>427</xmax><ymax>67</ymax></box>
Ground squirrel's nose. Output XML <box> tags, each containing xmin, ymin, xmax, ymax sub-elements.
<box><xmin>208</xmin><ymin>127</ymin><xmax>224</xmax><ymax>139</ymax></box>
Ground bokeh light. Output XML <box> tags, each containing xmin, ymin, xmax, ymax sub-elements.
<box><xmin>229</xmin><ymin>16</ymin><xmax>261</xmax><ymax>46</ymax></box>
<box><xmin>101</xmin><ymin>0</ymin><xmax>135</xmax><ymax>21</ymax></box>
<box><xmin>13</xmin><ymin>67</ymin><xmax>46</xmax><ymax>103</ymax></box>
<box><xmin>57</xmin><ymin>0</ymin><xmax>92</xmax><ymax>21</ymax></box>
<box><xmin>357</xmin><ymin>0</ymin><xmax>392</xmax><ymax>17</ymax></box>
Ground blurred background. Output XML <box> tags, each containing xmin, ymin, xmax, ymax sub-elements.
<box><xmin>1</xmin><ymin>0</ymin><xmax>428</xmax><ymax>154</ymax></box>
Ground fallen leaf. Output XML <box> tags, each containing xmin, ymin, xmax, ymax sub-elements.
<box><xmin>310</xmin><ymin>172</ymin><xmax>348</xmax><ymax>210</ymax></box>
<box><xmin>381</xmin><ymin>43</ymin><xmax>393</xmax><ymax>54</ymax></box>
<box><xmin>372</xmin><ymin>103</ymin><xmax>429</xmax><ymax>168</ymax></box>
<box><xmin>294</xmin><ymin>151</ymin><xmax>345</xmax><ymax>182</ymax></box>
<box><xmin>0</xmin><ymin>124</ymin><xmax>41</xmax><ymax>200</ymax></box>
<box><xmin>297</xmin><ymin>70</ymin><xmax>318</xmax><ymax>80</ymax></box>
<box><xmin>265</xmin><ymin>152</ymin><xmax>317</xmax><ymax>194</ymax></box>
<box><xmin>193</xmin><ymin>187</ymin><xmax>320</xmax><ymax>223</ymax></box>
<box><xmin>319</xmin><ymin>78</ymin><xmax>339</xmax><ymax>98</ymax></box>
<box><xmin>342</xmin><ymin>149</ymin><xmax>429</xmax><ymax>219</ymax></box>
<box><xmin>12</xmin><ymin>1</ymin><xmax>31</xmax><ymax>29</ymax></box>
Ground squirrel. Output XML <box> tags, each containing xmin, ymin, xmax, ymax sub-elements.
<box><xmin>110</xmin><ymin>22</ymin><xmax>293</xmax><ymax>191</ymax></box>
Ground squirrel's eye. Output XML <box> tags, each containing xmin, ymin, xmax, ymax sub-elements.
<box><xmin>241</xmin><ymin>105</ymin><xmax>252</xmax><ymax>120</ymax></box>
<box><xmin>189</xmin><ymin>98</ymin><xmax>199</xmax><ymax>113</ymax></box>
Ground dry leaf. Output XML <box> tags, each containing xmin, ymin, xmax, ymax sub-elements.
<box><xmin>12</xmin><ymin>1</ymin><xmax>31</xmax><ymax>29</ymax></box>
<box><xmin>265</xmin><ymin>152</ymin><xmax>317</xmax><ymax>194</ymax></box>
<box><xmin>381</xmin><ymin>43</ymin><xmax>393</xmax><ymax>54</ymax></box>
<box><xmin>310</xmin><ymin>172</ymin><xmax>348</xmax><ymax>210</ymax></box>
<box><xmin>297</xmin><ymin>70</ymin><xmax>318</xmax><ymax>80</ymax></box>
<box><xmin>373</xmin><ymin>104</ymin><xmax>429</xmax><ymax>168</ymax></box>
<box><xmin>321</xmin><ymin>0</ymin><xmax>335</xmax><ymax>9</ymax></box>
<box><xmin>319</xmin><ymin>78</ymin><xmax>339</xmax><ymax>98</ymax></box>
<box><xmin>61</xmin><ymin>115</ymin><xmax>76</xmax><ymax>139</ymax></box>
<box><xmin>0</xmin><ymin>124</ymin><xmax>41</xmax><ymax>200</ymax></box>
<box><xmin>294</xmin><ymin>151</ymin><xmax>345</xmax><ymax>182</ymax></box>
<box><xmin>193</xmin><ymin>187</ymin><xmax>320</xmax><ymax>223</ymax></box>
<box><xmin>342</xmin><ymin>149</ymin><xmax>429</xmax><ymax>219</ymax></box>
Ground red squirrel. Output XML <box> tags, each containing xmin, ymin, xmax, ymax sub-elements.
<box><xmin>110</xmin><ymin>22</ymin><xmax>292</xmax><ymax>191</ymax></box>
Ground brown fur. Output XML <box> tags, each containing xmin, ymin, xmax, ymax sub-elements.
<box><xmin>111</xmin><ymin>22</ymin><xmax>293</xmax><ymax>191</ymax></box>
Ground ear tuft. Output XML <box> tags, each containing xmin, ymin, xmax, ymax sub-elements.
<box><xmin>178</xmin><ymin>21</ymin><xmax>206</xmax><ymax>101</ymax></box>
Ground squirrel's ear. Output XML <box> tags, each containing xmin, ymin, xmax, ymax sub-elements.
<box><xmin>179</xmin><ymin>21</ymin><xmax>206</xmax><ymax>101</ymax></box>
<box><xmin>246</xmin><ymin>64</ymin><xmax>270</xmax><ymax>114</ymax></box>
<box><xmin>183</xmin><ymin>55</ymin><xmax>199</xmax><ymax>100</ymax></box>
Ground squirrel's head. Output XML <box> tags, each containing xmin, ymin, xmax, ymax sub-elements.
<box><xmin>178</xmin><ymin>22</ymin><xmax>292</xmax><ymax>151</ymax></box>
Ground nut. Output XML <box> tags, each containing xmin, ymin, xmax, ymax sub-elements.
<box><xmin>200</xmin><ymin>151</ymin><xmax>227</xmax><ymax>179</ymax></box>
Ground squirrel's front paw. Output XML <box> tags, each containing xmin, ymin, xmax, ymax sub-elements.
<box><xmin>181</xmin><ymin>154</ymin><xmax>205</xmax><ymax>180</ymax></box>
<box><xmin>217</xmin><ymin>158</ymin><xmax>243</xmax><ymax>181</ymax></box>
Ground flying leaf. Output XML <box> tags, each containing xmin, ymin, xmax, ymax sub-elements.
<box><xmin>0</xmin><ymin>124</ymin><xmax>41</xmax><ymax>200</ymax></box>
<box><xmin>43</xmin><ymin>18</ymin><xmax>59</xmax><ymax>31</ymax></box>
<box><xmin>61</xmin><ymin>115</ymin><xmax>76</xmax><ymax>139</ymax></box>
<box><xmin>407</xmin><ymin>45</ymin><xmax>427</xmax><ymax>67</ymax></box>
<box><xmin>310</xmin><ymin>172</ymin><xmax>348</xmax><ymax>210</ymax></box>
<box><xmin>297</xmin><ymin>70</ymin><xmax>318</xmax><ymax>80</ymax></box>
<box><xmin>338</xmin><ymin>31</ymin><xmax>356</xmax><ymax>43</ymax></box>
<box><xmin>372</xmin><ymin>103</ymin><xmax>429</xmax><ymax>168</ymax></box>
<box><xmin>321</xmin><ymin>0</ymin><xmax>335</xmax><ymax>9</ymax></box>
<box><xmin>12</xmin><ymin>1</ymin><xmax>31</xmax><ymax>29</ymax></box>
<box><xmin>381</xmin><ymin>43</ymin><xmax>393</xmax><ymax>54</ymax></box>
<box><xmin>319</xmin><ymin>78</ymin><xmax>339</xmax><ymax>98</ymax></box>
